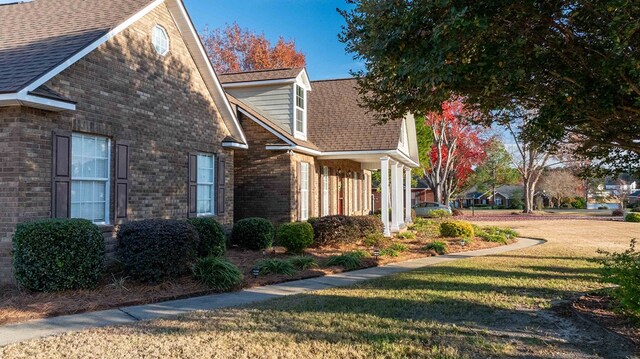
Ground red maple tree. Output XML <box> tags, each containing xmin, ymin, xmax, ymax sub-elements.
<box><xmin>200</xmin><ymin>23</ymin><xmax>306</xmax><ymax>74</ymax></box>
<box><xmin>423</xmin><ymin>99</ymin><xmax>487</xmax><ymax>204</ymax></box>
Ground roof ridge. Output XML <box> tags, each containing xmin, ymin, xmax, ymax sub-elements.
<box><xmin>311</xmin><ymin>77</ymin><xmax>357</xmax><ymax>83</ymax></box>
<box><xmin>219</xmin><ymin>67</ymin><xmax>303</xmax><ymax>76</ymax></box>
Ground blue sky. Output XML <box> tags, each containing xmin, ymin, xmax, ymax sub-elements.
<box><xmin>183</xmin><ymin>0</ymin><xmax>360</xmax><ymax>80</ymax></box>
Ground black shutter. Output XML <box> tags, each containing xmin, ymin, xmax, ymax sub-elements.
<box><xmin>216</xmin><ymin>155</ymin><xmax>225</xmax><ymax>215</ymax></box>
<box><xmin>188</xmin><ymin>153</ymin><xmax>197</xmax><ymax>218</ymax></box>
<box><xmin>52</xmin><ymin>131</ymin><xmax>72</xmax><ymax>218</ymax></box>
<box><xmin>115</xmin><ymin>141</ymin><xmax>130</xmax><ymax>221</ymax></box>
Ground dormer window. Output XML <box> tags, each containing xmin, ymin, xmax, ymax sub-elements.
<box><xmin>294</xmin><ymin>84</ymin><xmax>306</xmax><ymax>138</ymax></box>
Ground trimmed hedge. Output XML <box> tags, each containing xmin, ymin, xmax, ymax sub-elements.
<box><xmin>12</xmin><ymin>219</ymin><xmax>105</xmax><ymax>292</ymax></box>
<box><xmin>308</xmin><ymin>215</ymin><xmax>383</xmax><ymax>247</ymax></box>
<box><xmin>612</xmin><ymin>209</ymin><xmax>625</xmax><ymax>217</ymax></box>
<box><xmin>117</xmin><ymin>219</ymin><xmax>199</xmax><ymax>283</ymax></box>
<box><xmin>625</xmin><ymin>213</ymin><xmax>640</xmax><ymax>223</ymax></box>
<box><xmin>440</xmin><ymin>220</ymin><xmax>475</xmax><ymax>238</ymax></box>
<box><xmin>187</xmin><ymin>217</ymin><xmax>226</xmax><ymax>257</ymax></box>
<box><xmin>232</xmin><ymin>217</ymin><xmax>274</xmax><ymax>250</ymax></box>
<box><xmin>276</xmin><ymin>222</ymin><xmax>314</xmax><ymax>253</ymax></box>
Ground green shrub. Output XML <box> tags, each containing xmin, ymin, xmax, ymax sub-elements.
<box><xmin>308</xmin><ymin>215</ymin><xmax>382</xmax><ymax>247</ymax></box>
<box><xmin>632</xmin><ymin>207</ymin><xmax>640</xmax><ymax>213</ymax></box>
<box><xmin>192</xmin><ymin>257</ymin><xmax>243</xmax><ymax>290</ymax></box>
<box><xmin>117</xmin><ymin>219</ymin><xmax>199</xmax><ymax>283</ymax></box>
<box><xmin>440</xmin><ymin>220</ymin><xmax>475</xmax><ymax>238</ymax></box>
<box><xmin>288</xmin><ymin>256</ymin><xmax>318</xmax><ymax>270</ymax></box>
<box><xmin>410</xmin><ymin>218</ymin><xmax>440</xmax><ymax>237</ymax></box>
<box><xmin>596</xmin><ymin>240</ymin><xmax>640</xmax><ymax>314</ymax></box>
<box><xmin>232</xmin><ymin>218</ymin><xmax>274</xmax><ymax>250</ymax></box>
<box><xmin>427</xmin><ymin>209</ymin><xmax>452</xmax><ymax>218</ymax></box>
<box><xmin>308</xmin><ymin>215</ymin><xmax>358</xmax><ymax>247</ymax></box>
<box><xmin>476</xmin><ymin>225</ymin><xmax>518</xmax><ymax>244</ymax></box>
<box><xmin>187</xmin><ymin>217</ymin><xmax>226</xmax><ymax>257</ymax></box>
<box><xmin>381</xmin><ymin>243</ymin><xmax>409</xmax><ymax>257</ymax></box>
<box><xmin>324</xmin><ymin>251</ymin><xmax>367</xmax><ymax>270</ymax></box>
<box><xmin>396</xmin><ymin>231</ymin><xmax>416</xmax><ymax>240</ymax></box>
<box><xmin>424</xmin><ymin>241</ymin><xmax>448</xmax><ymax>255</ymax></box>
<box><xmin>12</xmin><ymin>219</ymin><xmax>104</xmax><ymax>292</ymax></box>
<box><xmin>350</xmin><ymin>216</ymin><xmax>384</xmax><ymax>236</ymax></box>
<box><xmin>571</xmin><ymin>197</ymin><xmax>587</xmax><ymax>209</ymax></box>
<box><xmin>363</xmin><ymin>232</ymin><xmax>388</xmax><ymax>247</ymax></box>
<box><xmin>276</xmin><ymin>222</ymin><xmax>314</xmax><ymax>253</ymax></box>
<box><xmin>257</xmin><ymin>258</ymin><xmax>297</xmax><ymax>275</ymax></box>
<box><xmin>625</xmin><ymin>213</ymin><xmax>640</xmax><ymax>222</ymax></box>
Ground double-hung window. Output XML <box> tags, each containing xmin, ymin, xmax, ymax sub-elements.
<box><xmin>300</xmin><ymin>162</ymin><xmax>309</xmax><ymax>220</ymax></box>
<box><xmin>71</xmin><ymin>134</ymin><xmax>110</xmax><ymax>224</ymax></box>
<box><xmin>294</xmin><ymin>84</ymin><xmax>306</xmax><ymax>137</ymax></box>
<box><xmin>322</xmin><ymin>166</ymin><xmax>329</xmax><ymax>216</ymax></box>
<box><xmin>197</xmin><ymin>154</ymin><xmax>215</xmax><ymax>215</ymax></box>
<box><xmin>363</xmin><ymin>173</ymin><xmax>369</xmax><ymax>211</ymax></box>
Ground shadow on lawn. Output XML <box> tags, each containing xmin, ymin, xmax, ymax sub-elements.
<box><xmin>127</xmin><ymin>262</ymin><xmax>634</xmax><ymax>358</ymax></box>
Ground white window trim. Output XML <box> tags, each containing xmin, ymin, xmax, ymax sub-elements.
<box><xmin>293</xmin><ymin>84</ymin><xmax>307</xmax><ymax>140</ymax></box>
<box><xmin>300</xmin><ymin>162</ymin><xmax>309</xmax><ymax>220</ymax></box>
<box><xmin>152</xmin><ymin>25</ymin><xmax>170</xmax><ymax>56</ymax></box>
<box><xmin>322</xmin><ymin>166</ymin><xmax>329</xmax><ymax>216</ymax></box>
<box><xmin>196</xmin><ymin>154</ymin><xmax>216</xmax><ymax>216</ymax></box>
<box><xmin>71</xmin><ymin>134</ymin><xmax>111</xmax><ymax>225</ymax></box>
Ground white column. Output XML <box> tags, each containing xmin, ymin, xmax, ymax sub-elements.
<box><xmin>390</xmin><ymin>160</ymin><xmax>400</xmax><ymax>232</ymax></box>
<box><xmin>380</xmin><ymin>157</ymin><xmax>391</xmax><ymax>237</ymax></box>
<box><xmin>405</xmin><ymin>166</ymin><xmax>412</xmax><ymax>223</ymax></box>
<box><xmin>396</xmin><ymin>163</ymin><xmax>405</xmax><ymax>228</ymax></box>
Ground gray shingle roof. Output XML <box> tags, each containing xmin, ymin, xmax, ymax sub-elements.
<box><xmin>308</xmin><ymin>78</ymin><xmax>401</xmax><ymax>152</ymax></box>
<box><xmin>0</xmin><ymin>0</ymin><xmax>153</xmax><ymax>93</ymax></box>
<box><xmin>218</xmin><ymin>68</ymin><xmax>304</xmax><ymax>84</ymax></box>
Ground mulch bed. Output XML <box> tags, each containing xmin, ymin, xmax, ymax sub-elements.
<box><xmin>460</xmin><ymin>214</ymin><xmax>621</xmax><ymax>222</ymax></box>
<box><xmin>0</xmin><ymin>237</ymin><xmax>505</xmax><ymax>326</ymax></box>
<box><xmin>572</xmin><ymin>293</ymin><xmax>640</xmax><ymax>347</ymax></box>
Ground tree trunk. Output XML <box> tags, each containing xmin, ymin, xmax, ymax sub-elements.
<box><xmin>523</xmin><ymin>178</ymin><xmax>536</xmax><ymax>213</ymax></box>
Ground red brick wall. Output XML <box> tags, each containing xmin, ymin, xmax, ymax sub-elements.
<box><xmin>0</xmin><ymin>4</ymin><xmax>235</xmax><ymax>285</ymax></box>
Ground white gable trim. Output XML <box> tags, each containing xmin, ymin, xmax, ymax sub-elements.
<box><xmin>20</xmin><ymin>0</ymin><xmax>165</xmax><ymax>94</ymax></box>
<box><xmin>0</xmin><ymin>93</ymin><xmax>76</xmax><ymax>111</ymax></box>
<box><xmin>222</xmin><ymin>78</ymin><xmax>296</xmax><ymax>89</ymax></box>
<box><xmin>14</xmin><ymin>0</ymin><xmax>246</xmax><ymax>145</ymax></box>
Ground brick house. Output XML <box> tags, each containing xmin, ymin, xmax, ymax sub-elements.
<box><xmin>0</xmin><ymin>0</ymin><xmax>247</xmax><ymax>285</ymax></box>
<box><xmin>219</xmin><ymin>69</ymin><xmax>420</xmax><ymax>237</ymax></box>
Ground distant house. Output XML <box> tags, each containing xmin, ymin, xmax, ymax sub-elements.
<box><xmin>219</xmin><ymin>69</ymin><xmax>420</xmax><ymax>236</ymax></box>
<box><xmin>458</xmin><ymin>185</ymin><xmax>523</xmax><ymax>208</ymax></box>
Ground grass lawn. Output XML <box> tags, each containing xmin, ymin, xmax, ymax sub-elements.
<box><xmin>2</xmin><ymin>220</ymin><xmax>638</xmax><ymax>358</ymax></box>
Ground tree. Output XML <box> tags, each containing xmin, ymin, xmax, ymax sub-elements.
<box><xmin>340</xmin><ymin>1</ymin><xmax>640</xmax><ymax>170</ymax></box>
<box><xmin>469</xmin><ymin>139</ymin><xmax>519</xmax><ymax>206</ymax></box>
<box><xmin>539</xmin><ymin>170</ymin><xmax>581</xmax><ymax>208</ymax></box>
<box><xmin>422</xmin><ymin>99</ymin><xmax>487</xmax><ymax>205</ymax></box>
<box><xmin>501</xmin><ymin>108</ymin><xmax>555</xmax><ymax>213</ymax></box>
<box><xmin>201</xmin><ymin>23</ymin><xmax>306</xmax><ymax>74</ymax></box>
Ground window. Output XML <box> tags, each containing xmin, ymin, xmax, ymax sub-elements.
<box><xmin>197</xmin><ymin>154</ymin><xmax>215</xmax><ymax>215</ymax></box>
<box><xmin>495</xmin><ymin>198</ymin><xmax>503</xmax><ymax>206</ymax></box>
<box><xmin>363</xmin><ymin>174</ymin><xmax>368</xmax><ymax>211</ymax></box>
<box><xmin>353</xmin><ymin>173</ymin><xmax>358</xmax><ymax>212</ymax></box>
<box><xmin>152</xmin><ymin>25</ymin><xmax>169</xmax><ymax>56</ymax></box>
<box><xmin>294</xmin><ymin>84</ymin><xmax>306</xmax><ymax>136</ymax></box>
<box><xmin>322</xmin><ymin>166</ymin><xmax>329</xmax><ymax>216</ymax></box>
<box><xmin>300</xmin><ymin>162</ymin><xmax>309</xmax><ymax>220</ymax></box>
<box><xmin>71</xmin><ymin>134</ymin><xmax>110</xmax><ymax>224</ymax></box>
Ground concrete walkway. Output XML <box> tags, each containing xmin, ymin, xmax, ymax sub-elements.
<box><xmin>0</xmin><ymin>237</ymin><xmax>543</xmax><ymax>346</ymax></box>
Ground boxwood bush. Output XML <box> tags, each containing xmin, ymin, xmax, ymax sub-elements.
<box><xmin>350</xmin><ymin>216</ymin><xmax>384</xmax><ymax>236</ymax></box>
<box><xmin>12</xmin><ymin>219</ymin><xmax>104</xmax><ymax>292</ymax></box>
<box><xmin>187</xmin><ymin>217</ymin><xmax>226</xmax><ymax>257</ymax></box>
<box><xmin>625</xmin><ymin>212</ymin><xmax>640</xmax><ymax>222</ymax></box>
<box><xmin>276</xmin><ymin>222</ymin><xmax>314</xmax><ymax>253</ymax></box>
<box><xmin>192</xmin><ymin>257</ymin><xmax>243</xmax><ymax>291</ymax></box>
<box><xmin>231</xmin><ymin>217</ymin><xmax>274</xmax><ymax>250</ymax></box>
<box><xmin>440</xmin><ymin>220</ymin><xmax>475</xmax><ymax>238</ymax></box>
<box><xmin>117</xmin><ymin>219</ymin><xmax>199</xmax><ymax>283</ymax></box>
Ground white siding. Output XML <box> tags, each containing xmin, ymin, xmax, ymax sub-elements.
<box><xmin>227</xmin><ymin>84</ymin><xmax>294</xmax><ymax>133</ymax></box>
